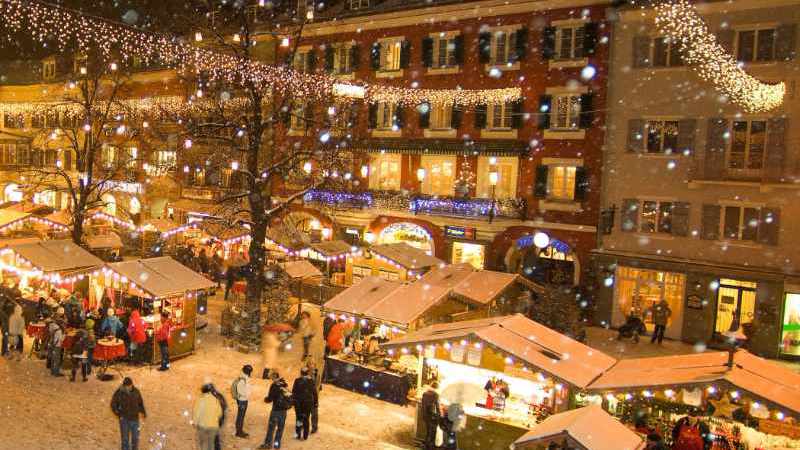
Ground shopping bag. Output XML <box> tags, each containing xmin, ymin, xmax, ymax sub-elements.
<box><xmin>435</xmin><ymin>426</ymin><xmax>444</xmax><ymax>447</ymax></box>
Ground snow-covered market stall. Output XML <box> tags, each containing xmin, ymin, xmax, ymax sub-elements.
<box><xmin>511</xmin><ymin>405</ymin><xmax>644</xmax><ymax>450</ymax></box>
<box><xmin>583</xmin><ymin>350</ymin><xmax>800</xmax><ymax>449</ymax></box>
<box><xmin>380</xmin><ymin>314</ymin><xmax>618</xmax><ymax>450</ymax></box>
<box><xmin>90</xmin><ymin>256</ymin><xmax>216</xmax><ymax>363</ymax></box>
<box><xmin>345</xmin><ymin>242</ymin><xmax>443</xmax><ymax>285</ymax></box>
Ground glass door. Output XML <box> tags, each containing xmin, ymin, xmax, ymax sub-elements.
<box><xmin>715</xmin><ymin>279</ymin><xmax>757</xmax><ymax>334</ymax></box>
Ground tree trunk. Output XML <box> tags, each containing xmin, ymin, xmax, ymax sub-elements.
<box><xmin>71</xmin><ymin>209</ymin><xmax>85</xmax><ymax>246</ymax></box>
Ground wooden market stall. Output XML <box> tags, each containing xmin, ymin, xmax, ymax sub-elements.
<box><xmin>511</xmin><ymin>405</ymin><xmax>645</xmax><ymax>450</ymax></box>
<box><xmin>345</xmin><ymin>242</ymin><xmax>443</xmax><ymax>285</ymax></box>
<box><xmin>381</xmin><ymin>314</ymin><xmax>618</xmax><ymax>450</ymax></box>
<box><xmin>582</xmin><ymin>350</ymin><xmax>800</xmax><ymax>448</ymax></box>
<box><xmin>301</xmin><ymin>240</ymin><xmax>358</xmax><ymax>279</ymax></box>
<box><xmin>91</xmin><ymin>257</ymin><xmax>216</xmax><ymax>364</ymax></box>
<box><xmin>85</xmin><ymin>233</ymin><xmax>124</xmax><ymax>261</ymax></box>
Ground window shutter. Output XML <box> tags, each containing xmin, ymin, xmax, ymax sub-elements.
<box><xmin>400</xmin><ymin>41</ymin><xmax>411</xmax><ymax>69</ymax></box>
<box><xmin>677</xmin><ymin>119</ymin><xmax>697</xmax><ymax>155</ymax></box>
<box><xmin>573</xmin><ymin>166</ymin><xmax>589</xmax><ymax>201</ymax></box>
<box><xmin>370</xmin><ymin>42</ymin><xmax>381</xmax><ymax>70</ymax></box>
<box><xmin>537</xmin><ymin>95</ymin><xmax>552</xmax><ymax>130</ymax></box>
<box><xmin>451</xmin><ymin>105</ymin><xmax>463</xmax><ymax>129</ymax></box>
<box><xmin>758</xmin><ymin>208</ymin><xmax>780</xmax><ymax>246</ymax></box>
<box><xmin>627</xmin><ymin>119</ymin><xmax>645</xmax><ymax>152</ymax></box>
<box><xmin>542</xmin><ymin>26</ymin><xmax>556</xmax><ymax>60</ymax></box>
<box><xmin>765</xmin><ymin>117</ymin><xmax>787</xmax><ymax>181</ymax></box>
<box><xmin>324</xmin><ymin>46</ymin><xmax>334</xmax><ymax>72</ymax></box>
<box><xmin>775</xmin><ymin>24</ymin><xmax>797</xmax><ymax>61</ymax></box>
<box><xmin>717</xmin><ymin>29</ymin><xmax>735</xmax><ymax>54</ymax></box>
<box><xmin>632</xmin><ymin>35</ymin><xmax>651</xmax><ymax>68</ymax></box>
<box><xmin>454</xmin><ymin>35</ymin><xmax>465</xmax><ymax>65</ymax></box>
<box><xmin>474</xmin><ymin>104</ymin><xmax>487</xmax><ymax>129</ymax></box>
<box><xmin>514</xmin><ymin>28</ymin><xmax>529</xmax><ymax>62</ymax></box>
<box><xmin>478</xmin><ymin>32</ymin><xmax>492</xmax><ymax>64</ymax></box>
<box><xmin>534</xmin><ymin>165</ymin><xmax>549</xmax><ymax>198</ymax></box>
<box><xmin>307</xmin><ymin>50</ymin><xmax>317</xmax><ymax>72</ymax></box>
<box><xmin>671</xmin><ymin>202</ymin><xmax>690</xmax><ymax>237</ymax></box>
<box><xmin>704</xmin><ymin>118</ymin><xmax>728</xmax><ymax>180</ymax></box>
<box><xmin>395</xmin><ymin>105</ymin><xmax>405</xmax><ymax>128</ymax></box>
<box><xmin>583</xmin><ymin>22</ymin><xmax>599</xmax><ymax>56</ymax></box>
<box><xmin>578</xmin><ymin>93</ymin><xmax>594</xmax><ymax>129</ymax></box>
<box><xmin>511</xmin><ymin>99</ymin><xmax>524</xmax><ymax>129</ymax></box>
<box><xmin>368</xmin><ymin>103</ymin><xmax>378</xmax><ymax>129</ymax></box>
<box><xmin>621</xmin><ymin>199</ymin><xmax>639</xmax><ymax>232</ymax></box>
<box><xmin>350</xmin><ymin>44</ymin><xmax>360</xmax><ymax>70</ymax></box>
<box><xmin>419</xmin><ymin>103</ymin><xmax>431</xmax><ymax>129</ymax></box>
<box><xmin>701</xmin><ymin>204</ymin><xmax>721</xmax><ymax>240</ymax></box>
<box><xmin>422</xmin><ymin>37</ymin><xmax>433</xmax><ymax>67</ymax></box>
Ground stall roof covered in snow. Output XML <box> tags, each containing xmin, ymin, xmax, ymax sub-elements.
<box><xmin>422</xmin><ymin>263</ymin><xmax>544</xmax><ymax>305</ymax></box>
<box><xmin>587</xmin><ymin>350</ymin><xmax>800</xmax><ymax>414</ymax></box>
<box><xmin>4</xmin><ymin>239</ymin><xmax>103</xmax><ymax>272</ymax></box>
<box><xmin>512</xmin><ymin>405</ymin><xmax>644</xmax><ymax>450</ymax></box>
<box><xmin>309</xmin><ymin>240</ymin><xmax>354</xmax><ymax>257</ymax></box>
<box><xmin>282</xmin><ymin>260</ymin><xmax>323</xmax><ymax>279</ymax></box>
<box><xmin>200</xmin><ymin>221</ymin><xmax>249</xmax><ymax>241</ymax></box>
<box><xmin>383</xmin><ymin>314</ymin><xmax>618</xmax><ymax>388</ymax></box>
<box><xmin>0</xmin><ymin>208</ymin><xmax>30</xmax><ymax>228</ymax></box>
<box><xmin>141</xmin><ymin>218</ymin><xmax>181</xmax><ymax>234</ymax></box>
<box><xmin>85</xmin><ymin>233</ymin><xmax>123</xmax><ymax>250</ymax></box>
<box><xmin>369</xmin><ymin>243</ymin><xmax>442</xmax><ymax>270</ymax></box>
<box><xmin>107</xmin><ymin>256</ymin><xmax>216</xmax><ymax>299</ymax></box>
<box><xmin>324</xmin><ymin>276</ymin><xmax>402</xmax><ymax>318</ymax></box>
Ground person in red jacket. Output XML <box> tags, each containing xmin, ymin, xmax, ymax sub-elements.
<box><xmin>127</xmin><ymin>309</ymin><xmax>147</xmax><ymax>365</ymax></box>
<box><xmin>156</xmin><ymin>311</ymin><xmax>172</xmax><ymax>371</ymax></box>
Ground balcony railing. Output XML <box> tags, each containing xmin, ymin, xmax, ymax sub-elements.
<box><xmin>303</xmin><ymin>189</ymin><xmax>526</xmax><ymax>220</ymax></box>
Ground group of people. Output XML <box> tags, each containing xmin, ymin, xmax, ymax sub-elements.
<box><xmin>617</xmin><ymin>298</ymin><xmax>673</xmax><ymax>344</ymax></box>
<box><xmin>420</xmin><ymin>382</ymin><xmax>464</xmax><ymax>450</ymax></box>
<box><xmin>634</xmin><ymin>410</ymin><xmax>713</xmax><ymax>450</ymax></box>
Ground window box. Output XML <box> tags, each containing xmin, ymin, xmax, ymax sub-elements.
<box><xmin>371</xmin><ymin>129</ymin><xmax>402</xmax><ymax>138</ymax></box>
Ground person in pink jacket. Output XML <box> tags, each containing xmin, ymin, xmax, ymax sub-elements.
<box><xmin>127</xmin><ymin>309</ymin><xmax>147</xmax><ymax>365</ymax></box>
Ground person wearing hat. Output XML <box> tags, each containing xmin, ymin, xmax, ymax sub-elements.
<box><xmin>232</xmin><ymin>364</ymin><xmax>254</xmax><ymax>438</ymax></box>
<box><xmin>111</xmin><ymin>377</ymin><xmax>147</xmax><ymax>450</ymax></box>
<box><xmin>193</xmin><ymin>381</ymin><xmax>223</xmax><ymax>450</ymax></box>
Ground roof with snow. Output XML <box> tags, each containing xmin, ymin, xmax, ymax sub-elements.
<box><xmin>282</xmin><ymin>260</ymin><xmax>323</xmax><ymax>279</ymax></box>
<box><xmin>140</xmin><ymin>218</ymin><xmax>181</xmax><ymax>234</ymax></box>
<box><xmin>309</xmin><ymin>240</ymin><xmax>354</xmax><ymax>257</ymax></box>
<box><xmin>4</xmin><ymin>239</ymin><xmax>103</xmax><ymax>273</ymax></box>
<box><xmin>85</xmin><ymin>233</ymin><xmax>123</xmax><ymax>250</ymax></box>
<box><xmin>383</xmin><ymin>314</ymin><xmax>618</xmax><ymax>388</ymax></box>
<box><xmin>512</xmin><ymin>405</ymin><xmax>644</xmax><ymax>450</ymax></box>
<box><xmin>324</xmin><ymin>276</ymin><xmax>403</xmax><ymax>319</ymax></box>
<box><xmin>588</xmin><ymin>350</ymin><xmax>800</xmax><ymax>415</ymax></box>
<box><xmin>106</xmin><ymin>256</ymin><xmax>216</xmax><ymax>299</ymax></box>
<box><xmin>368</xmin><ymin>242</ymin><xmax>443</xmax><ymax>270</ymax></box>
<box><xmin>0</xmin><ymin>208</ymin><xmax>31</xmax><ymax>229</ymax></box>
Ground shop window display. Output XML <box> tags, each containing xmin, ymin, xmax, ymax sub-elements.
<box><xmin>782</xmin><ymin>293</ymin><xmax>800</xmax><ymax>356</ymax></box>
<box><xmin>452</xmin><ymin>242</ymin><xmax>485</xmax><ymax>270</ymax></box>
<box><xmin>714</xmin><ymin>278</ymin><xmax>756</xmax><ymax>334</ymax></box>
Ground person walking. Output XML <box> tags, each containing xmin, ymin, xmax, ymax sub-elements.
<box><xmin>649</xmin><ymin>299</ymin><xmax>672</xmax><ymax>345</ymax></box>
<box><xmin>193</xmin><ymin>382</ymin><xmax>224</xmax><ymax>450</ymax></box>
<box><xmin>292</xmin><ymin>367</ymin><xmax>317</xmax><ymax>441</ymax></box>
<box><xmin>326</xmin><ymin>319</ymin><xmax>346</xmax><ymax>355</ymax></box>
<box><xmin>305</xmin><ymin>359</ymin><xmax>321</xmax><ymax>434</ymax></box>
<box><xmin>7</xmin><ymin>304</ymin><xmax>25</xmax><ymax>361</ymax></box>
<box><xmin>232</xmin><ymin>364</ymin><xmax>253</xmax><ymax>438</ymax></box>
<box><xmin>421</xmin><ymin>382</ymin><xmax>441</xmax><ymax>450</ymax></box>
<box><xmin>259</xmin><ymin>371</ymin><xmax>292</xmax><ymax>449</ymax></box>
<box><xmin>155</xmin><ymin>311</ymin><xmax>172</xmax><ymax>371</ymax></box>
<box><xmin>111</xmin><ymin>377</ymin><xmax>147</xmax><ymax>450</ymax></box>
<box><xmin>0</xmin><ymin>295</ymin><xmax>13</xmax><ymax>356</ymax></box>
<box><xmin>69</xmin><ymin>329</ymin><xmax>90</xmax><ymax>382</ymax></box>
<box><xmin>126</xmin><ymin>309</ymin><xmax>147</xmax><ymax>365</ymax></box>
<box><xmin>49</xmin><ymin>319</ymin><xmax>65</xmax><ymax>377</ymax></box>
<box><xmin>297</xmin><ymin>311</ymin><xmax>314</xmax><ymax>360</ymax></box>
<box><xmin>209</xmin><ymin>384</ymin><xmax>227</xmax><ymax>450</ymax></box>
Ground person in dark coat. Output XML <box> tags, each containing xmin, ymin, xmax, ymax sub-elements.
<box><xmin>209</xmin><ymin>383</ymin><xmax>228</xmax><ymax>450</ymax></box>
<box><xmin>111</xmin><ymin>377</ymin><xmax>147</xmax><ymax>450</ymax></box>
<box><xmin>292</xmin><ymin>367</ymin><xmax>317</xmax><ymax>440</ymax></box>
<box><xmin>224</xmin><ymin>266</ymin><xmax>237</xmax><ymax>300</ymax></box>
<box><xmin>69</xmin><ymin>329</ymin><xmax>90</xmax><ymax>382</ymax></box>
<box><xmin>259</xmin><ymin>371</ymin><xmax>291</xmax><ymax>449</ymax></box>
<box><xmin>420</xmin><ymin>382</ymin><xmax>441</xmax><ymax>450</ymax></box>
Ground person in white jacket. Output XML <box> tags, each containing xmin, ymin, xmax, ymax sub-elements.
<box><xmin>232</xmin><ymin>365</ymin><xmax>253</xmax><ymax>438</ymax></box>
<box><xmin>193</xmin><ymin>383</ymin><xmax>223</xmax><ymax>450</ymax></box>
<box><xmin>7</xmin><ymin>305</ymin><xmax>25</xmax><ymax>360</ymax></box>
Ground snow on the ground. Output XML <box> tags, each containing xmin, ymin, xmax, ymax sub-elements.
<box><xmin>0</xmin><ymin>295</ymin><xmax>415</xmax><ymax>450</ymax></box>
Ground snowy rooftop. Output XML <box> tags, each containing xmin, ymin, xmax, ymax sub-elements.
<box><xmin>281</xmin><ymin>260</ymin><xmax>323</xmax><ymax>279</ymax></box>
<box><xmin>0</xmin><ymin>208</ymin><xmax>30</xmax><ymax>228</ymax></box>
<box><xmin>107</xmin><ymin>256</ymin><xmax>216</xmax><ymax>299</ymax></box>
<box><xmin>140</xmin><ymin>218</ymin><xmax>181</xmax><ymax>234</ymax></box>
<box><xmin>85</xmin><ymin>233</ymin><xmax>123</xmax><ymax>250</ymax></box>
<box><xmin>5</xmin><ymin>239</ymin><xmax>103</xmax><ymax>273</ymax></box>
<box><xmin>512</xmin><ymin>405</ymin><xmax>644</xmax><ymax>450</ymax></box>
<box><xmin>324</xmin><ymin>276</ymin><xmax>402</xmax><ymax>320</ymax></box>
<box><xmin>309</xmin><ymin>240</ymin><xmax>354</xmax><ymax>256</ymax></box>
<box><xmin>368</xmin><ymin>242</ymin><xmax>443</xmax><ymax>270</ymax></box>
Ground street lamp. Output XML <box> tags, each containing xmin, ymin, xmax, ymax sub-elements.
<box><xmin>488</xmin><ymin>166</ymin><xmax>499</xmax><ymax>223</ymax></box>
<box><xmin>360</xmin><ymin>164</ymin><xmax>369</xmax><ymax>179</ymax></box>
<box><xmin>416</xmin><ymin>167</ymin><xmax>426</xmax><ymax>183</ymax></box>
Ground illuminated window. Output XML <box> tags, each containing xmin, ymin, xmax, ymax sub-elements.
<box><xmin>352</xmin><ymin>265</ymin><xmax>371</xmax><ymax>282</ymax></box>
<box><xmin>555</xmin><ymin>25</ymin><xmax>585</xmax><ymax>60</ymax></box>
<box><xmin>349</xmin><ymin>0</ymin><xmax>369</xmax><ymax>10</ymax></box>
<box><xmin>333</xmin><ymin>44</ymin><xmax>353</xmax><ymax>74</ymax></box>
<box><xmin>429</xmin><ymin>103</ymin><xmax>452</xmax><ymax>130</ymax></box>
<box><xmin>551</xmin><ymin>94</ymin><xmax>582</xmax><ymax>130</ymax></box>
<box><xmin>614</xmin><ymin>267</ymin><xmax>685</xmax><ymax>336</ymax></box>
<box><xmin>432</xmin><ymin>34</ymin><xmax>458</xmax><ymax>68</ymax></box>
<box><xmin>727</xmin><ymin>120</ymin><xmax>766</xmax><ymax>171</ymax></box>
<box><xmin>638</xmin><ymin>200</ymin><xmax>674</xmax><ymax>234</ymax></box>
<box><xmin>476</xmin><ymin>156</ymin><xmax>518</xmax><ymax>199</ymax></box>
<box><xmin>376</xmin><ymin>102</ymin><xmax>396</xmax><ymax>129</ymax></box>
<box><xmin>379</xmin><ymin>39</ymin><xmax>403</xmax><ymax>71</ymax></box>
<box><xmin>452</xmin><ymin>242</ymin><xmax>485</xmax><ymax>269</ymax></box>
<box><xmin>652</xmin><ymin>37</ymin><xmax>684</xmax><ymax>67</ymax></box>
<box><xmin>293</xmin><ymin>50</ymin><xmax>313</xmax><ymax>73</ymax></box>
<box><xmin>547</xmin><ymin>166</ymin><xmax>576</xmax><ymax>201</ymax></box>
<box><xmin>646</xmin><ymin>120</ymin><xmax>679</xmax><ymax>154</ymax></box>
<box><xmin>379</xmin><ymin>269</ymin><xmax>399</xmax><ymax>281</ymax></box>
<box><xmin>420</xmin><ymin>155</ymin><xmax>456</xmax><ymax>196</ymax></box>
<box><xmin>715</xmin><ymin>278</ymin><xmax>757</xmax><ymax>334</ymax></box>
<box><xmin>101</xmin><ymin>145</ymin><xmax>117</xmax><ymax>169</ymax></box>
<box><xmin>369</xmin><ymin>153</ymin><xmax>401</xmax><ymax>190</ymax></box>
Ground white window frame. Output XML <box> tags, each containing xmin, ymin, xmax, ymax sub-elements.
<box><xmin>488</xmin><ymin>103</ymin><xmax>513</xmax><ymax>130</ymax></box>
<box><xmin>735</xmin><ymin>27</ymin><xmax>777</xmax><ymax>63</ymax></box>
<box><xmin>720</xmin><ymin>204</ymin><xmax>761</xmax><ymax>242</ymax></box>
<box><xmin>431</xmin><ymin>32</ymin><xmax>459</xmax><ymax>68</ymax></box>
<box><xmin>379</xmin><ymin>38</ymin><xmax>404</xmax><ymax>72</ymax></box>
<box><xmin>420</xmin><ymin>155</ymin><xmax>456</xmax><ymax>196</ymax></box>
<box><xmin>550</xmin><ymin>94</ymin><xmax>582</xmax><ymax>131</ymax></box>
<box><xmin>726</xmin><ymin>119</ymin><xmax>767</xmax><ymax>173</ymax></box>
<box><xmin>555</xmin><ymin>25</ymin><xmax>585</xmax><ymax>60</ymax></box>
<box><xmin>645</xmin><ymin>119</ymin><xmax>680</xmax><ymax>154</ymax></box>
<box><xmin>547</xmin><ymin>165</ymin><xmax>577</xmax><ymax>201</ymax></box>
<box><xmin>476</xmin><ymin>156</ymin><xmax>518</xmax><ymax>199</ymax></box>
<box><xmin>376</xmin><ymin>102</ymin><xmax>396</xmax><ymax>130</ymax></box>
<box><xmin>369</xmin><ymin>152</ymin><xmax>402</xmax><ymax>191</ymax></box>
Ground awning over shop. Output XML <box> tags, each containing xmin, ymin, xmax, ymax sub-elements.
<box><xmin>383</xmin><ymin>314</ymin><xmax>618</xmax><ymax>389</ymax></box>
<box><xmin>4</xmin><ymin>239</ymin><xmax>103</xmax><ymax>273</ymax></box>
<box><xmin>105</xmin><ymin>256</ymin><xmax>216</xmax><ymax>299</ymax></box>
<box><xmin>282</xmin><ymin>260</ymin><xmax>323</xmax><ymax>280</ymax></box>
<box><xmin>587</xmin><ymin>350</ymin><xmax>800</xmax><ymax>415</ymax></box>
<box><xmin>85</xmin><ymin>233</ymin><xmax>123</xmax><ymax>250</ymax></box>
<box><xmin>369</xmin><ymin>242</ymin><xmax>443</xmax><ymax>271</ymax></box>
<box><xmin>357</xmin><ymin>138</ymin><xmax>527</xmax><ymax>157</ymax></box>
<box><xmin>511</xmin><ymin>405</ymin><xmax>644</xmax><ymax>450</ymax></box>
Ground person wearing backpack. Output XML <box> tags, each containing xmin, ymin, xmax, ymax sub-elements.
<box><xmin>231</xmin><ymin>364</ymin><xmax>253</xmax><ymax>438</ymax></box>
<box><xmin>259</xmin><ymin>371</ymin><xmax>292</xmax><ymax>449</ymax></box>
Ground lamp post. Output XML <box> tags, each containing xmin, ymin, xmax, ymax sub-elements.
<box><xmin>488</xmin><ymin>166</ymin><xmax>498</xmax><ymax>223</ymax></box>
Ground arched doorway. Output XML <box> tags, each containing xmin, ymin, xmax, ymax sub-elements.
<box><xmin>101</xmin><ymin>193</ymin><xmax>117</xmax><ymax>217</ymax></box>
<box><xmin>505</xmin><ymin>232</ymin><xmax>579</xmax><ymax>286</ymax></box>
<box><xmin>377</xmin><ymin>222</ymin><xmax>434</xmax><ymax>255</ymax></box>
<box><xmin>3</xmin><ymin>183</ymin><xmax>22</xmax><ymax>203</ymax></box>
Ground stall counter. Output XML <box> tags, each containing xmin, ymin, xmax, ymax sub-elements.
<box><xmin>414</xmin><ymin>403</ymin><xmax>529</xmax><ymax>450</ymax></box>
<box><xmin>323</xmin><ymin>355</ymin><xmax>412</xmax><ymax>406</ymax></box>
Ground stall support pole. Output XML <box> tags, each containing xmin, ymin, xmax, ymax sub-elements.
<box><xmin>416</xmin><ymin>355</ymin><xmax>424</xmax><ymax>390</ymax></box>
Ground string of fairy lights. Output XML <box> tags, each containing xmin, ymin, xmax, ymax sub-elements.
<box><xmin>0</xmin><ymin>0</ymin><xmax>521</xmax><ymax>107</ymax></box>
<box><xmin>654</xmin><ymin>0</ymin><xmax>785</xmax><ymax>113</ymax></box>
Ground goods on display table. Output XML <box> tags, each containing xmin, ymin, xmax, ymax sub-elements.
<box><xmin>93</xmin><ymin>337</ymin><xmax>127</xmax><ymax>380</ymax></box>
<box><xmin>381</xmin><ymin>314</ymin><xmax>618</xmax><ymax>450</ymax></box>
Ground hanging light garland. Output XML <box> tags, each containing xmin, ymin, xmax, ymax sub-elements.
<box><xmin>654</xmin><ymin>0</ymin><xmax>785</xmax><ymax>112</ymax></box>
<box><xmin>0</xmin><ymin>0</ymin><xmax>520</xmax><ymax>107</ymax></box>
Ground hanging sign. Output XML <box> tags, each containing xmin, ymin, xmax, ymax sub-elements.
<box><xmin>445</xmin><ymin>226</ymin><xmax>476</xmax><ymax>240</ymax></box>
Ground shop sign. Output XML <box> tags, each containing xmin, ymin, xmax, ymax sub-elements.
<box><xmin>182</xmin><ymin>187</ymin><xmax>215</xmax><ymax>200</ymax></box>
<box><xmin>686</xmin><ymin>294</ymin><xmax>705</xmax><ymax>310</ymax></box>
<box><xmin>444</xmin><ymin>226</ymin><xmax>476</xmax><ymax>240</ymax></box>
<box><xmin>760</xmin><ymin>419</ymin><xmax>800</xmax><ymax>440</ymax></box>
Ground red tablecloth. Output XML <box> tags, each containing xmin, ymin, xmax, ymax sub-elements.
<box><xmin>232</xmin><ymin>281</ymin><xmax>247</xmax><ymax>294</ymax></box>
<box><xmin>93</xmin><ymin>339</ymin><xmax>127</xmax><ymax>361</ymax></box>
<box><xmin>26</xmin><ymin>322</ymin><xmax>46</xmax><ymax>339</ymax></box>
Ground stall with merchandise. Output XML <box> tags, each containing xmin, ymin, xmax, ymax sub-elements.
<box><xmin>381</xmin><ymin>314</ymin><xmax>618</xmax><ymax>450</ymax></box>
<box><xmin>582</xmin><ymin>350</ymin><xmax>800</xmax><ymax>449</ymax></box>
<box><xmin>345</xmin><ymin>242</ymin><xmax>443</xmax><ymax>285</ymax></box>
<box><xmin>300</xmin><ymin>240</ymin><xmax>359</xmax><ymax>280</ymax></box>
<box><xmin>90</xmin><ymin>256</ymin><xmax>216</xmax><ymax>363</ymax></box>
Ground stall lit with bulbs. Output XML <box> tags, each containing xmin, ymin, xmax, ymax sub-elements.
<box><xmin>90</xmin><ymin>256</ymin><xmax>216</xmax><ymax>363</ymax></box>
<box><xmin>345</xmin><ymin>242</ymin><xmax>443</xmax><ymax>285</ymax></box>
<box><xmin>381</xmin><ymin>314</ymin><xmax>617</xmax><ymax>450</ymax></box>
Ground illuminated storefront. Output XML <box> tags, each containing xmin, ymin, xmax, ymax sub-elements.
<box><xmin>613</xmin><ymin>266</ymin><xmax>685</xmax><ymax>340</ymax></box>
<box><xmin>781</xmin><ymin>293</ymin><xmax>800</xmax><ymax>357</ymax></box>
<box><xmin>377</xmin><ymin>222</ymin><xmax>434</xmax><ymax>255</ymax></box>
<box><xmin>714</xmin><ymin>278</ymin><xmax>756</xmax><ymax>335</ymax></box>
<box><xmin>446</xmin><ymin>226</ymin><xmax>486</xmax><ymax>270</ymax></box>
